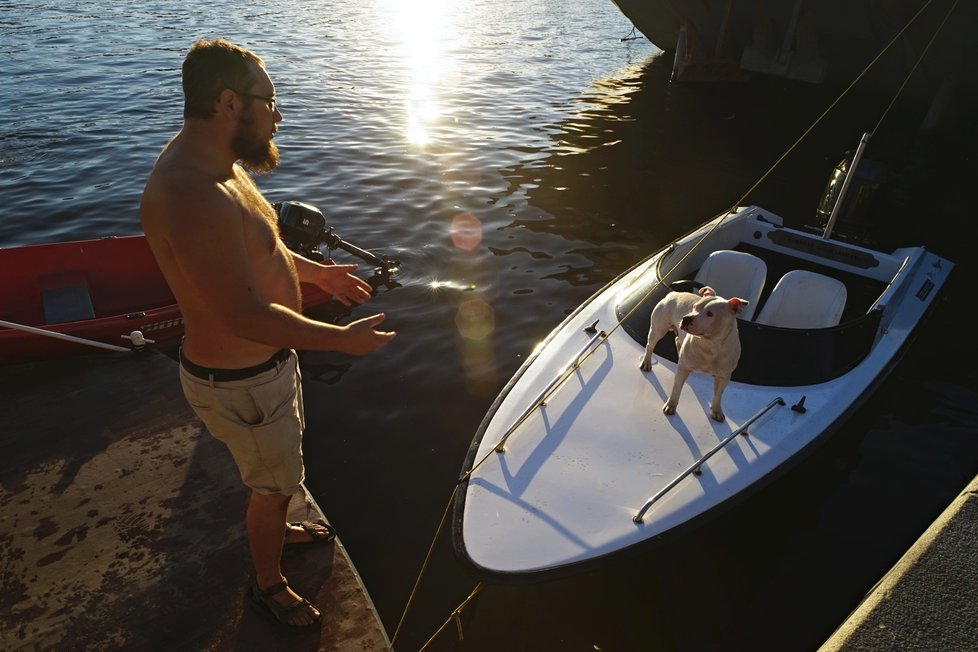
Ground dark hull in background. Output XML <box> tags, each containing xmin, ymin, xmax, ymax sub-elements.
<box><xmin>610</xmin><ymin>0</ymin><xmax>976</xmax><ymax>125</ymax></box>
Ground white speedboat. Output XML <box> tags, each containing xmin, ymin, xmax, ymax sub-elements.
<box><xmin>452</xmin><ymin>195</ymin><xmax>953</xmax><ymax>581</ymax></box>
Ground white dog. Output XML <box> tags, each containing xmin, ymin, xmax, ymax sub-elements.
<box><xmin>640</xmin><ymin>286</ymin><xmax>748</xmax><ymax>421</ymax></box>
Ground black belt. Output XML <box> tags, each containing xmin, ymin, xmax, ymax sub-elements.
<box><xmin>180</xmin><ymin>348</ymin><xmax>291</xmax><ymax>382</ymax></box>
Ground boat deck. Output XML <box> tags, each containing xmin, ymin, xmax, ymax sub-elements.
<box><xmin>0</xmin><ymin>350</ymin><xmax>389</xmax><ymax>651</ymax></box>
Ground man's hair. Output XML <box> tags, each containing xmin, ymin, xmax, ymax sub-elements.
<box><xmin>181</xmin><ymin>38</ymin><xmax>265</xmax><ymax>120</ymax></box>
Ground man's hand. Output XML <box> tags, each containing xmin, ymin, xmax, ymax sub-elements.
<box><xmin>301</xmin><ymin>260</ymin><xmax>373</xmax><ymax>306</ymax></box>
<box><xmin>340</xmin><ymin>313</ymin><xmax>396</xmax><ymax>355</ymax></box>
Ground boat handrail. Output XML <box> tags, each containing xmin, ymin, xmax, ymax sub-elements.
<box><xmin>492</xmin><ymin>325</ymin><xmax>607</xmax><ymax>454</ymax></box>
<box><xmin>869</xmin><ymin>248</ymin><xmax>925</xmax><ymax>317</ymax></box>
<box><xmin>632</xmin><ymin>397</ymin><xmax>786</xmax><ymax>523</ymax></box>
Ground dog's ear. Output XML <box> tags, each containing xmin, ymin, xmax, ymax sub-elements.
<box><xmin>699</xmin><ymin>286</ymin><xmax>716</xmax><ymax>297</ymax></box>
<box><xmin>728</xmin><ymin>298</ymin><xmax>749</xmax><ymax>314</ymax></box>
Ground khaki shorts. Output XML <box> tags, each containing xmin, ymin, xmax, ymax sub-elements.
<box><xmin>179</xmin><ymin>350</ymin><xmax>305</xmax><ymax>495</ymax></box>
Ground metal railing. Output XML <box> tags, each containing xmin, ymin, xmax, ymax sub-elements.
<box><xmin>493</xmin><ymin>323</ymin><xmax>607</xmax><ymax>454</ymax></box>
<box><xmin>633</xmin><ymin>397</ymin><xmax>786</xmax><ymax>523</ymax></box>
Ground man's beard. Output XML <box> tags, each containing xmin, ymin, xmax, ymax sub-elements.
<box><xmin>232</xmin><ymin>112</ymin><xmax>279</xmax><ymax>174</ymax></box>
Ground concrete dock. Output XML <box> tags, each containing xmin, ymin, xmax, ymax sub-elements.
<box><xmin>820</xmin><ymin>473</ymin><xmax>978</xmax><ymax>652</ymax></box>
<box><xmin>0</xmin><ymin>350</ymin><xmax>390</xmax><ymax>651</ymax></box>
<box><xmin>2</xmin><ymin>348</ymin><xmax>975</xmax><ymax>652</ymax></box>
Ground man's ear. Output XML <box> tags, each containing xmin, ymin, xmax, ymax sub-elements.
<box><xmin>215</xmin><ymin>88</ymin><xmax>239</xmax><ymax>118</ymax></box>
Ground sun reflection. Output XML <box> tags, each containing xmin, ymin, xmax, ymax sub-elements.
<box><xmin>426</xmin><ymin>278</ymin><xmax>475</xmax><ymax>293</ymax></box>
<box><xmin>375</xmin><ymin>0</ymin><xmax>456</xmax><ymax>147</ymax></box>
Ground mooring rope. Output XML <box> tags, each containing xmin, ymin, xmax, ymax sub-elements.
<box><xmin>389</xmin><ymin>1</ymin><xmax>959</xmax><ymax>648</ymax></box>
<box><xmin>388</xmin><ymin>484</ymin><xmax>461</xmax><ymax>650</ymax></box>
<box><xmin>872</xmin><ymin>0</ymin><xmax>959</xmax><ymax>135</ymax></box>
<box><xmin>416</xmin><ymin>583</ymin><xmax>484</xmax><ymax>652</ymax></box>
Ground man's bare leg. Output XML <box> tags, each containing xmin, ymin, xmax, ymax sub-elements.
<box><xmin>247</xmin><ymin>490</ymin><xmax>320</xmax><ymax>626</ymax></box>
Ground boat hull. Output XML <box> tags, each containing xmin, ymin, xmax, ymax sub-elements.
<box><xmin>452</xmin><ymin>207</ymin><xmax>953</xmax><ymax>581</ymax></box>
<box><xmin>610</xmin><ymin>0</ymin><xmax>973</xmax><ymax>97</ymax></box>
<box><xmin>0</xmin><ymin>235</ymin><xmax>332</xmax><ymax>364</ymax></box>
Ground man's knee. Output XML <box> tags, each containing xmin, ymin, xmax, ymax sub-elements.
<box><xmin>249</xmin><ymin>490</ymin><xmax>291</xmax><ymax>509</ymax></box>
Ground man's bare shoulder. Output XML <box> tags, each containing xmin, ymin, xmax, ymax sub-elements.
<box><xmin>141</xmin><ymin>147</ymin><xmax>238</xmax><ymax>237</ymax></box>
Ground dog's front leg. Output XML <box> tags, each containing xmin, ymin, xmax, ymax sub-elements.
<box><xmin>640</xmin><ymin>323</ymin><xmax>662</xmax><ymax>371</ymax></box>
<box><xmin>663</xmin><ymin>366</ymin><xmax>691</xmax><ymax>415</ymax></box>
<box><xmin>709</xmin><ymin>375</ymin><xmax>730</xmax><ymax>422</ymax></box>
<box><xmin>674</xmin><ymin>328</ymin><xmax>687</xmax><ymax>353</ymax></box>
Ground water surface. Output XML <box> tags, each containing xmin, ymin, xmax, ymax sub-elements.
<box><xmin>2</xmin><ymin>2</ymin><xmax>976</xmax><ymax>651</ymax></box>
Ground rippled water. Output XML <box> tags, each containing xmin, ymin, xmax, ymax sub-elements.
<box><xmin>3</xmin><ymin>1</ymin><xmax>977</xmax><ymax>651</ymax></box>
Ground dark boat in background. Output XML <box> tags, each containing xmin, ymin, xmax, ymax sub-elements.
<box><xmin>610</xmin><ymin>0</ymin><xmax>974</xmax><ymax>116</ymax></box>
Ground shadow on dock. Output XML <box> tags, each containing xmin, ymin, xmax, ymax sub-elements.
<box><xmin>0</xmin><ymin>350</ymin><xmax>389</xmax><ymax>651</ymax></box>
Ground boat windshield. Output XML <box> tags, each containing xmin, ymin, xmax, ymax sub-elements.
<box><xmin>615</xmin><ymin>274</ymin><xmax>882</xmax><ymax>387</ymax></box>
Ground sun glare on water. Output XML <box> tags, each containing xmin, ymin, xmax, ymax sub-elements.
<box><xmin>374</xmin><ymin>0</ymin><xmax>458</xmax><ymax>147</ymax></box>
<box><xmin>371</xmin><ymin>0</ymin><xmax>500</xmax><ymax>396</ymax></box>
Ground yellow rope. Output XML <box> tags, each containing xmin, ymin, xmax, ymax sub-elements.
<box><xmin>417</xmin><ymin>583</ymin><xmax>484</xmax><ymax>652</ymax></box>
<box><xmin>388</xmin><ymin>484</ymin><xmax>460</xmax><ymax>650</ymax></box>
<box><xmin>390</xmin><ymin>2</ymin><xmax>959</xmax><ymax>649</ymax></box>
<box><xmin>872</xmin><ymin>0</ymin><xmax>960</xmax><ymax>135</ymax></box>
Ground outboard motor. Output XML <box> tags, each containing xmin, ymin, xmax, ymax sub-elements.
<box><xmin>273</xmin><ymin>200</ymin><xmax>401</xmax><ymax>283</ymax></box>
<box><xmin>812</xmin><ymin>152</ymin><xmax>887</xmax><ymax>245</ymax></box>
<box><xmin>274</xmin><ymin>200</ymin><xmax>329</xmax><ymax>261</ymax></box>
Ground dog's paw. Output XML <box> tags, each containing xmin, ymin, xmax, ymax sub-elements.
<box><xmin>662</xmin><ymin>403</ymin><xmax>677</xmax><ymax>416</ymax></box>
<box><xmin>710</xmin><ymin>409</ymin><xmax>725</xmax><ymax>422</ymax></box>
<box><xmin>640</xmin><ymin>355</ymin><xmax>653</xmax><ymax>371</ymax></box>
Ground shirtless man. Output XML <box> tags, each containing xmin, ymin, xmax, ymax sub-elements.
<box><xmin>140</xmin><ymin>39</ymin><xmax>395</xmax><ymax>631</ymax></box>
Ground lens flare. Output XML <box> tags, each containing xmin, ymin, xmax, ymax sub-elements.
<box><xmin>454</xmin><ymin>298</ymin><xmax>494</xmax><ymax>341</ymax></box>
<box><xmin>455</xmin><ymin>299</ymin><xmax>497</xmax><ymax>397</ymax></box>
<box><xmin>450</xmin><ymin>212</ymin><xmax>482</xmax><ymax>252</ymax></box>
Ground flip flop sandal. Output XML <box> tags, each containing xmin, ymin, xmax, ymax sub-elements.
<box><xmin>284</xmin><ymin>520</ymin><xmax>336</xmax><ymax>545</ymax></box>
<box><xmin>248</xmin><ymin>578</ymin><xmax>321</xmax><ymax>632</ymax></box>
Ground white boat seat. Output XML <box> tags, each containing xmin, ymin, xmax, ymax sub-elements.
<box><xmin>693</xmin><ymin>250</ymin><xmax>767</xmax><ymax>320</ymax></box>
<box><xmin>755</xmin><ymin>270</ymin><xmax>847</xmax><ymax>329</ymax></box>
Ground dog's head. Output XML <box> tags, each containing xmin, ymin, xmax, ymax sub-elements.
<box><xmin>680</xmin><ymin>295</ymin><xmax>749</xmax><ymax>337</ymax></box>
